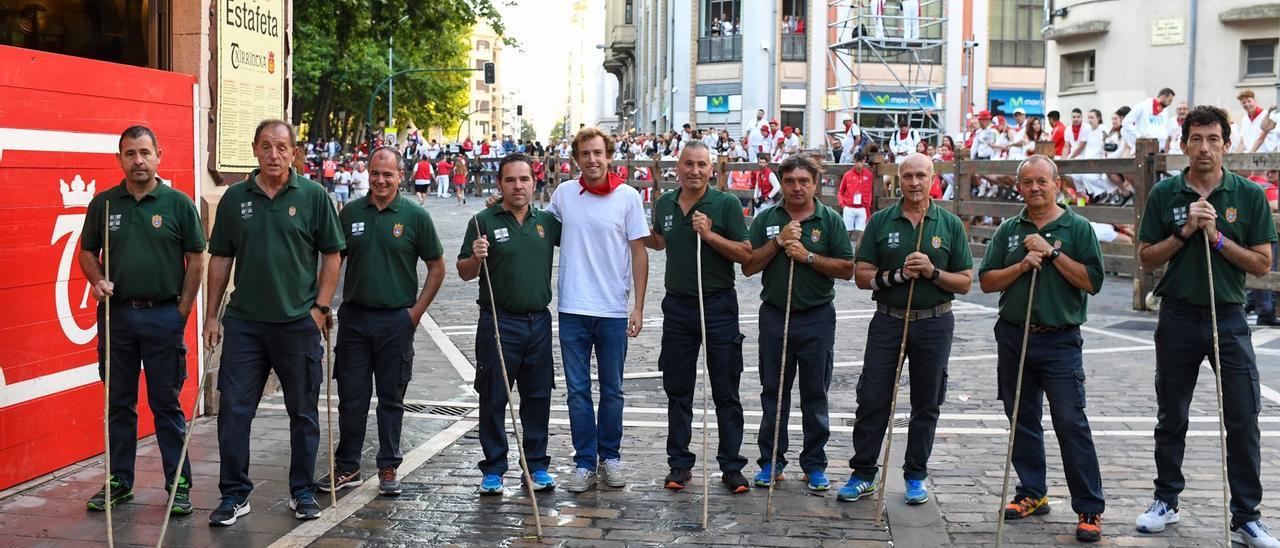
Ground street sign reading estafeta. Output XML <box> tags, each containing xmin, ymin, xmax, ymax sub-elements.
<box><xmin>217</xmin><ymin>0</ymin><xmax>286</xmax><ymax>171</ymax></box>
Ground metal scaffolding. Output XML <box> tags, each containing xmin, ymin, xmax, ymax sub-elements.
<box><xmin>827</xmin><ymin>0</ymin><xmax>947</xmax><ymax>146</ymax></box>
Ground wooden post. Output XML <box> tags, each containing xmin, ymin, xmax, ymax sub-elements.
<box><xmin>1034</xmin><ymin>141</ymin><xmax>1055</xmax><ymax>157</ymax></box>
<box><xmin>1132</xmin><ymin>138</ymin><xmax>1160</xmax><ymax>311</ymax></box>
<box><xmin>717</xmin><ymin>155</ymin><xmax>728</xmax><ymax>191</ymax></box>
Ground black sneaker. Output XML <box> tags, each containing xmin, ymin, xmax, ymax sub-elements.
<box><xmin>721</xmin><ymin>470</ymin><xmax>750</xmax><ymax>494</ymax></box>
<box><xmin>316</xmin><ymin>469</ymin><xmax>363</xmax><ymax>493</ymax></box>
<box><xmin>169</xmin><ymin>476</ymin><xmax>193</xmax><ymax>515</ymax></box>
<box><xmin>664</xmin><ymin>468</ymin><xmax>692</xmax><ymax>490</ymax></box>
<box><xmin>378</xmin><ymin>467</ymin><xmax>401</xmax><ymax>497</ymax></box>
<box><xmin>86</xmin><ymin>476</ymin><xmax>133</xmax><ymax>511</ymax></box>
<box><xmin>208</xmin><ymin>495</ymin><xmax>250</xmax><ymax>526</ymax></box>
<box><xmin>290</xmin><ymin>489</ymin><xmax>322</xmax><ymax>520</ymax></box>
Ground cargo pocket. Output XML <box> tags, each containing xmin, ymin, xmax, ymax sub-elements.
<box><xmin>732</xmin><ymin>332</ymin><xmax>746</xmax><ymax>375</ymax></box>
<box><xmin>1250</xmin><ymin>368</ymin><xmax>1262</xmax><ymax>415</ymax></box>
<box><xmin>1073</xmin><ymin>369</ymin><xmax>1088</xmax><ymax>409</ymax></box>
<box><xmin>306</xmin><ymin>347</ymin><xmax>324</xmax><ymax>390</ymax></box>
<box><xmin>175</xmin><ymin>338</ymin><xmax>189</xmax><ymax>387</ymax></box>
<box><xmin>937</xmin><ymin>371</ymin><xmax>949</xmax><ymax>406</ymax></box>
<box><xmin>400</xmin><ymin>349</ymin><xmax>415</xmax><ymax>386</ymax></box>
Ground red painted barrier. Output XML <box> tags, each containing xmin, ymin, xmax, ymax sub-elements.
<box><xmin>0</xmin><ymin>45</ymin><xmax>200</xmax><ymax>490</ymax></box>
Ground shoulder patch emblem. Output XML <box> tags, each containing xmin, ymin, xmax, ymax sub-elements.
<box><xmin>151</xmin><ymin>214</ymin><xmax>163</xmax><ymax>229</ymax></box>
<box><xmin>1007</xmin><ymin>235</ymin><xmax>1019</xmax><ymax>251</ymax></box>
<box><xmin>1226</xmin><ymin>207</ymin><xmax>1238</xmax><ymax>223</ymax></box>
<box><xmin>888</xmin><ymin>231</ymin><xmax>901</xmax><ymax>248</ymax></box>
<box><xmin>351</xmin><ymin>222</ymin><xmax>365</xmax><ymax>236</ymax></box>
<box><xmin>1172</xmin><ymin>206</ymin><xmax>1188</xmax><ymax>226</ymax></box>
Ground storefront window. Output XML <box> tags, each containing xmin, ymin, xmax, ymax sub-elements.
<box><xmin>0</xmin><ymin>0</ymin><xmax>163</xmax><ymax>69</ymax></box>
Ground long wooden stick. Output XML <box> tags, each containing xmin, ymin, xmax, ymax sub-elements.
<box><xmin>103</xmin><ymin>201</ymin><xmax>114</xmax><ymax>548</ymax></box>
<box><xmin>324</xmin><ymin>325</ymin><xmax>337</xmax><ymax>507</ymax></box>
<box><xmin>764</xmin><ymin>259</ymin><xmax>796</xmax><ymax>521</ymax></box>
<box><xmin>1204</xmin><ymin>231</ymin><xmax>1231</xmax><ymax>547</ymax></box>
<box><xmin>995</xmin><ymin>269</ymin><xmax>1039</xmax><ymax>547</ymax></box>
<box><xmin>872</xmin><ymin>217</ymin><xmax>928</xmax><ymax>526</ymax></box>
<box><xmin>696</xmin><ymin>233</ymin><xmax>710</xmax><ymax>529</ymax></box>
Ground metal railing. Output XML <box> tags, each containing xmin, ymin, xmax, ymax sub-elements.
<box><xmin>781</xmin><ymin>33</ymin><xmax>807</xmax><ymax>61</ymax></box>
<box><xmin>697</xmin><ymin>35</ymin><xmax>742</xmax><ymax>63</ymax></box>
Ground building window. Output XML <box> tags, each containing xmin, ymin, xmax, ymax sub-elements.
<box><xmin>1062</xmin><ymin>51</ymin><xmax>1096</xmax><ymax>91</ymax></box>
<box><xmin>1242</xmin><ymin>39</ymin><xmax>1278</xmax><ymax>78</ymax></box>
<box><xmin>476</xmin><ymin>40</ymin><xmax>490</xmax><ymax>51</ymax></box>
<box><xmin>702</xmin><ymin>0</ymin><xmax>740</xmax><ymax>37</ymax></box>
<box><xmin>475</xmin><ymin>100</ymin><xmax>490</xmax><ymax>113</ymax></box>
<box><xmin>781</xmin><ymin>34</ymin><xmax>806</xmax><ymax>61</ymax></box>
<box><xmin>625</xmin><ymin>0</ymin><xmax>633</xmax><ymax>25</ymax></box>
<box><xmin>780</xmin><ymin>110</ymin><xmax>805</xmax><ymax>136</ymax></box>
<box><xmin>782</xmin><ymin>0</ymin><xmax>806</xmax><ymax>35</ymax></box>
<box><xmin>989</xmin><ymin>0</ymin><xmax>1044</xmax><ymax>68</ymax></box>
<box><xmin>476</xmin><ymin>80</ymin><xmax>488</xmax><ymax>92</ymax></box>
<box><xmin>0</xmin><ymin>0</ymin><xmax>166</xmax><ymax>69</ymax></box>
<box><xmin>698</xmin><ymin>35</ymin><xmax>742</xmax><ymax>63</ymax></box>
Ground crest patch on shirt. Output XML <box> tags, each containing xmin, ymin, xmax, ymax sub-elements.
<box><xmin>151</xmin><ymin>214</ymin><xmax>163</xmax><ymax>229</ymax></box>
<box><xmin>288</xmin><ymin>205</ymin><xmax>297</xmax><ymax>217</ymax></box>
<box><xmin>931</xmin><ymin>235</ymin><xmax>941</xmax><ymax>249</ymax></box>
<box><xmin>240</xmin><ymin>201</ymin><xmax>254</xmax><ymax>219</ymax></box>
<box><xmin>351</xmin><ymin>221</ymin><xmax>366</xmax><ymax>236</ymax></box>
<box><xmin>536</xmin><ymin>224</ymin><xmax>545</xmax><ymax>238</ymax></box>
<box><xmin>1054</xmin><ymin>239</ymin><xmax>1063</xmax><ymax>250</ymax></box>
<box><xmin>663</xmin><ymin>214</ymin><xmax>674</xmax><ymax>231</ymax></box>
<box><xmin>493</xmin><ymin>227</ymin><xmax>510</xmax><ymax>243</ymax></box>
<box><xmin>888</xmin><ymin>232</ymin><xmax>901</xmax><ymax>249</ymax></box>
<box><xmin>810</xmin><ymin>228</ymin><xmax>822</xmax><ymax>242</ymax></box>
<box><xmin>393</xmin><ymin>223</ymin><xmax>404</xmax><ymax>237</ymax></box>
<box><xmin>1172</xmin><ymin>206</ymin><xmax>1188</xmax><ymax>226</ymax></box>
<box><xmin>1007</xmin><ymin>235</ymin><xmax>1019</xmax><ymax>251</ymax></box>
<box><xmin>108</xmin><ymin>214</ymin><xmax>122</xmax><ymax>231</ymax></box>
<box><xmin>1226</xmin><ymin>207</ymin><xmax>1238</xmax><ymax>223</ymax></box>
<box><xmin>766</xmin><ymin>225</ymin><xmax>781</xmax><ymax>237</ymax></box>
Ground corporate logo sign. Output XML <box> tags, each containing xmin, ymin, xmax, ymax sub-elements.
<box><xmin>858</xmin><ymin>91</ymin><xmax>938</xmax><ymax>110</ymax></box>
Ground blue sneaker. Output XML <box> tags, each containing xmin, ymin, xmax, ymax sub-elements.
<box><xmin>529</xmin><ymin>470</ymin><xmax>556</xmax><ymax>491</ymax></box>
<box><xmin>805</xmin><ymin>470</ymin><xmax>830</xmax><ymax>491</ymax></box>
<box><xmin>479</xmin><ymin>474</ymin><xmax>503</xmax><ymax>495</ymax></box>
<box><xmin>904</xmin><ymin>479</ymin><xmax>929</xmax><ymax>504</ymax></box>
<box><xmin>754</xmin><ymin>464</ymin><xmax>785</xmax><ymax>487</ymax></box>
<box><xmin>836</xmin><ymin>477</ymin><xmax>876</xmax><ymax>502</ymax></box>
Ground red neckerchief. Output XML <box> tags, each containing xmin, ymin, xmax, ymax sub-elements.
<box><xmin>579</xmin><ymin>172</ymin><xmax>624</xmax><ymax>196</ymax></box>
<box><xmin>1249</xmin><ymin>107</ymin><xmax>1264</xmax><ymax>121</ymax></box>
<box><xmin>898</xmin><ymin>129</ymin><xmax>909</xmax><ymax>140</ymax></box>
<box><xmin>1071</xmin><ymin>123</ymin><xmax>1082</xmax><ymax>140</ymax></box>
<box><xmin>754</xmin><ymin>168</ymin><xmax>774</xmax><ymax>197</ymax></box>
<box><xmin>965</xmin><ymin>132</ymin><xmax>976</xmax><ymax>148</ymax></box>
<box><xmin>1152</xmin><ymin>99</ymin><xmax>1164</xmax><ymax>116</ymax></box>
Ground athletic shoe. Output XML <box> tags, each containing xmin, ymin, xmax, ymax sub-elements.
<box><xmin>169</xmin><ymin>476</ymin><xmax>193</xmax><ymax>515</ymax></box>
<box><xmin>316</xmin><ymin>469</ymin><xmax>363</xmax><ymax>493</ymax></box>
<box><xmin>1135</xmin><ymin>499</ymin><xmax>1178</xmax><ymax>533</ymax></box>
<box><xmin>565</xmin><ymin>468</ymin><xmax>597</xmax><ymax>493</ymax></box>
<box><xmin>721</xmin><ymin>471</ymin><xmax>750</xmax><ymax>494</ymax></box>
<box><xmin>1233</xmin><ymin>519</ymin><xmax>1280</xmax><ymax>548</ymax></box>
<box><xmin>1004</xmin><ymin>495</ymin><xmax>1050</xmax><ymax>520</ymax></box>
<box><xmin>805</xmin><ymin>470</ymin><xmax>830</xmax><ymax>491</ymax></box>
<box><xmin>208</xmin><ymin>495</ymin><xmax>250</xmax><ymax>526</ymax></box>
<box><xmin>86</xmin><ymin>475</ymin><xmax>133</xmax><ymax>511</ymax></box>
<box><xmin>600</xmin><ymin>458</ymin><xmax>627</xmax><ymax>488</ymax></box>
<box><xmin>836</xmin><ymin>477</ymin><xmax>875</xmax><ymax>502</ymax></box>
<box><xmin>904</xmin><ymin>479</ymin><xmax>929</xmax><ymax>505</ymax></box>
<box><xmin>664</xmin><ymin>468</ymin><xmax>692</xmax><ymax>490</ymax></box>
<box><xmin>529</xmin><ymin>469</ymin><xmax>556</xmax><ymax>492</ymax></box>
<box><xmin>377</xmin><ymin>467</ymin><xmax>401</xmax><ymax>497</ymax></box>
<box><xmin>290</xmin><ymin>489</ymin><xmax>321</xmax><ymax>520</ymax></box>
<box><xmin>478</xmin><ymin>474</ymin><xmax>503</xmax><ymax>495</ymax></box>
<box><xmin>1076</xmin><ymin>512</ymin><xmax>1102</xmax><ymax>543</ymax></box>
<box><xmin>753</xmin><ymin>464</ymin><xmax>785</xmax><ymax>487</ymax></box>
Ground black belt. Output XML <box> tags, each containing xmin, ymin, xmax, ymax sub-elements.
<box><xmin>112</xmin><ymin>297</ymin><xmax>177</xmax><ymax>309</ymax></box>
<box><xmin>877</xmin><ymin>302</ymin><xmax>951</xmax><ymax>321</ymax></box>
<box><xmin>999</xmin><ymin>318</ymin><xmax>1078</xmax><ymax>334</ymax></box>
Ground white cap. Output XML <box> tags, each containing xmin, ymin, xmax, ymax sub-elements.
<box><xmin>1013</xmin><ymin>107</ymin><xmax>1026</xmax><ymax>115</ymax></box>
<box><xmin>839</xmin><ymin>113</ymin><xmax>853</xmax><ymax>122</ymax></box>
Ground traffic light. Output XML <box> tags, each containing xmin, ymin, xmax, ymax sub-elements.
<box><xmin>483</xmin><ymin>62</ymin><xmax>496</xmax><ymax>85</ymax></box>
<box><xmin>516</xmin><ymin>105</ymin><xmax>523</xmax><ymax>116</ymax></box>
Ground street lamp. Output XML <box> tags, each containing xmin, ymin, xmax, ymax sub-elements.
<box><xmin>388</xmin><ymin>14</ymin><xmax>411</xmax><ymax>129</ymax></box>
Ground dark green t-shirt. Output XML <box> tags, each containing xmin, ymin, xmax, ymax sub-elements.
<box><xmin>81</xmin><ymin>179</ymin><xmax>206</xmax><ymax>301</ymax></box>
<box><xmin>856</xmin><ymin>200</ymin><xmax>973</xmax><ymax>309</ymax></box>
<box><xmin>1137</xmin><ymin>169</ymin><xmax>1278</xmax><ymax>306</ymax></box>
<box><xmin>339</xmin><ymin>193</ymin><xmax>443</xmax><ymax>309</ymax></box>
<box><xmin>652</xmin><ymin>187</ymin><xmax>749</xmax><ymax>297</ymax></box>
<box><xmin>748</xmin><ymin>200</ymin><xmax>854</xmax><ymax>311</ymax></box>
<box><xmin>978</xmin><ymin>205</ymin><xmax>1104</xmax><ymax>326</ymax></box>
<box><xmin>459</xmin><ymin>205</ymin><xmax>561</xmax><ymax>313</ymax></box>
<box><xmin>208</xmin><ymin>170</ymin><xmax>346</xmax><ymax>322</ymax></box>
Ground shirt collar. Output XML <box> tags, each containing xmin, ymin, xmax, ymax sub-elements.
<box><xmin>1172</xmin><ymin>167</ymin><xmax>1240</xmax><ymax>196</ymax></box>
<box><xmin>245</xmin><ymin>168</ymin><xmax>302</xmax><ymax>196</ymax></box>
<box><xmin>1013</xmin><ymin>203</ymin><xmax>1075</xmax><ymax>231</ymax></box>
<box><xmin>773</xmin><ymin>197</ymin><xmax>826</xmax><ymax>223</ymax></box>
<box><xmin>672</xmin><ymin>186</ymin><xmax>717</xmax><ymax>208</ymax></box>
<box><xmin>363</xmin><ymin>191</ymin><xmax>403</xmax><ymax>212</ymax></box>
<box><xmin>113</xmin><ymin>177</ymin><xmax>166</xmax><ymax>201</ymax></box>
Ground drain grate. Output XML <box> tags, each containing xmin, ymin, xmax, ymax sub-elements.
<box><xmin>403</xmin><ymin>403</ymin><xmax>472</xmax><ymax>417</ymax></box>
<box><xmin>844</xmin><ymin>417</ymin><xmax>910</xmax><ymax>428</ymax></box>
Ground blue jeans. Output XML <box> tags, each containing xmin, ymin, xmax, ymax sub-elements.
<box><xmin>559</xmin><ymin>312</ymin><xmax>628</xmax><ymax>470</ymax></box>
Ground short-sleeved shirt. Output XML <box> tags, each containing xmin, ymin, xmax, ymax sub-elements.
<box><xmin>81</xmin><ymin>179</ymin><xmax>206</xmax><ymax>301</ymax></box>
<box><xmin>978</xmin><ymin>205</ymin><xmax>1104</xmax><ymax>327</ymax></box>
<box><xmin>856</xmin><ymin>200</ymin><xmax>973</xmax><ymax>309</ymax></box>
<box><xmin>548</xmin><ymin>179</ymin><xmax>650</xmax><ymax>318</ymax></box>
<box><xmin>339</xmin><ymin>193</ymin><xmax>442</xmax><ymax>309</ymax></box>
<box><xmin>459</xmin><ymin>205</ymin><xmax>561</xmax><ymax>313</ymax></box>
<box><xmin>208</xmin><ymin>170</ymin><xmax>346</xmax><ymax>323</ymax></box>
<box><xmin>748</xmin><ymin>199</ymin><xmax>854</xmax><ymax>311</ymax></box>
<box><xmin>1137</xmin><ymin>168</ymin><xmax>1278</xmax><ymax>305</ymax></box>
<box><xmin>651</xmin><ymin>187</ymin><xmax>748</xmax><ymax>297</ymax></box>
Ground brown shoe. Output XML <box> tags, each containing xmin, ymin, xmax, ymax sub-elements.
<box><xmin>317</xmin><ymin>469</ymin><xmax>362</xmax><ymax>493</ymax></box>
<box><xmin>1076</xmin><ymin>513</ymin><xmax>1101</xmax><ymax>543</ymax></box>
<box><xmin>378</xmin><ymin>467</ymin><xmax>401</xmax><ymax>496</ymax></box>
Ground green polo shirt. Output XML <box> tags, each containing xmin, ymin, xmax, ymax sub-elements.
<box><xmin>748</xmin><ymin>199</ymin><xmax>854</xmax><ymax>311</ymax></box>
<box><xmin>1138</xmin><ymin>168</ymin><xmax>1278</xmax><ymax>306</ymax></box>
<box><xmin>459</xmin><ymin>205</ymin><xmax>561</xmax><ymax>313</ymax></box>
<box><xmin>652</xmin><ymin>187</ymin><xmax>749</xmax><ymax>297</ymax></box>
<box><xmin>81</xmin><ymin>179</ymin><xmax>206</xmax><ymax>301</ymax></box>
<box><xmin>339</xmin><ymin>193</ymin><xmax>443</xmax><ymax>309</ymax></box>
<box><xmin>208</xmin><ymin>169</ymin><xmax>346</xmax><ymax>322</ymax></box>
<box><xmin>978</xmin><ymin>205</ymin><xmax>1104</xmax><ymax>327</ymax></box>
<box><xmin>856</xmin><ymin>200</ymin><xmax>973</xmax><ymax>309</ymax></box>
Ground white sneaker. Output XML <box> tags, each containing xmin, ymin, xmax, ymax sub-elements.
<box><xmin>600</xmin><ymin>458</ymin><xmax>627</xmax><ymax>488</ymax></box>
<box><xmin>1135</xmin><ymin>499</ymin><xmax>1179</xmax><ymax>533</ymax></box>
<box><xmin>564</xmin><ymin>467</ymin><xmax>596</xmax><ymax>493</ymax></box>
<box><xmin>1235</xmin><ymin>520</ymin><xmax>1280</xmax><ymax>548</ymax></box>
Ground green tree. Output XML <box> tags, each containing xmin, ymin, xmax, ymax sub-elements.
<box><xmin>520</xmin><ymin>119</ymin><xmax>537</xmax><ymax>142</ymax></box>
<box><xmin>548</xmin><ymin>117</ymin><xmax>568</xmax><ymax>143</ymax></box>
<box><xmin>292</xmin><ymin>0</ymin><xmax>509</xmax><ymax>149</ymax></box>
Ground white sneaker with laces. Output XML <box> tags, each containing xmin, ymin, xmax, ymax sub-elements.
<box><xmin>564</xmin><ymin>467</ymin><xmax>596</xmax><ymax>493</ymax></box>
<box><xmin>1135</xmin><ymin>499</ymin><xmax>1179</xmax><ymax>533</ymax></box>
<box><xmin>600</xmin><ymin>458</ymin><xmax>627</xmax><ymax>488</ymax></box>
<box><xmin>1234</xmin><ymin>520</ymin><xmax>1280</xmax><ymax>548</ymax></box>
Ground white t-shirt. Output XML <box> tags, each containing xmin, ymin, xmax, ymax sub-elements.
<box><xmin>1064</xmin><ymin>124</ymin><xmax>1086</xmax><ymax>157</ymax></box>
<box><xmin>1239</xmin><ymin>108</ymin><xmax>1271</xmax><ymax>152</ymax></box>
<box><xmin>841</xmin><ymin>123</ymin><xmax>860</xmax><ymax>158</ymax></box>
<box><xmin>1265</xmin><ymin>112</ymin><xmax>1280</xmax><ymax>153</ymax></box>
<box><xmin>1166</xmin><ymin>119</ymin><xmax>1183</xmax><ymax>155</ymax></box>
<box><xmin>334</xmin><ymin>171</ymin><xmax>351</xmax><ymax>190</ymax></box>
<box><xmin>1082</xmin><ymin>125</ymin><xmax>1106</xmax><ymax>159</ymax></box>
<box><xmin>971</xmin><ymin>127</ymin><xmax>998</xmax><ymax>159</ymax></box>
<box><xmin>352</xmin><ymin>170</ymin><xmax>369</xmax><ymax>191</ymax></box>
<box><xmin>1122</xmin><ymin>98</ymin><xmax>1170</xmax><ymax>151</ymax></box>
<box><xmin>547</xmin><ymin>180</ymin><xmax>650</xmax><ymax>318</ymax></box>
<box><xmin>1006</xmin><ymin>128</ymin><xmax>1028</xmax><ymax>161</ymax></box>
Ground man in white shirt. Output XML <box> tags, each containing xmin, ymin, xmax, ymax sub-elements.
<box><xmin>1236</xmin><ymin>89</ymin><xmax>1277</xmax><ymax>153</ymax></box>
<box><xmin>782</xmin><ymin>126</ymin><xmax>801</xmax><ymax>155</ymax></box>
<box><xmin>901</xmin><ymin>0</ymin><xmax>920</xmax><ymax>41</ymax></box>
<box><xmin>1063</xmin><ymin>109</ymin><xmax>1086</xmax><ymax>159</ymax></box>
<box><xmin>1122</xmin><ymin>88</ymin><xmax>1175</xmax><ymax>152</ymax></box>
<box><xmin>889</xmin><ymin>119</ymin><xmax>919</xmax><ymax>164</ymax></box>
<box><xmin>1165</xmin><ymin>102</ymin><xmax>1188</xmax><ymax>155</ymax></box>
<box><xmin>1006</xmin><ymin>108</ymin><xmax>1029</xmax><ymax>161</ymax></box>
<box><xmin>970</xmin><ymin>110</ymin><xmax>997</xmax><ymax>160</ymax></box>
<box><xmin>1069</xmin><ymin>108</ymin><xmax>1111</xmax><ymax>198</ymax></box>
<box><xmin>747</xmin><ymin>123</ymin><xmax>774</xmax><ymax>158</ymax></box>
<box><xmin>839</xmin><ymin>114</ymin><xmax>861</xmax><ymax>163</ymax></box>
<box><xmin>547</xmin><ymin>127</ymin><xmax>650</xmax><ymax>494</ymax></box>
<box><xmin>351</xmin><ymin>161</ymin><xmax>370</xmax><ymax>199</ymax></box>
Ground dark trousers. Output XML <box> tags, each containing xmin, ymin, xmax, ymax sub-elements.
<box><xmin>217</xmin><ymin>315</ymin><xmax>322</xmax><ymax>498</ymax></box>
<box><xmin>849</xmin><ymin>311</ymin><xmax>953</xmax><ymax>481</ymax></box>
<box><xmin>96</xmin><ymin>302</ymin><xmax>191</xmax><ymax>489</ymax></box>
<box><xmin>995</xmin><ymin>320</ymin><xmax>1104</xmax><ymax>513</ymax></box>
<box><xmin>659</xmin><ymin>290</ymin><xmax>748</xmax><ymax>473</ymax></box>
<box><xmin>1248</xmin><ymin>242</ymin><xmax>1279</xmax><ymax>320</ymax></box>
<box><xmin>334</xmin><ymin>304</ymin><xmax>415</xmax><ymax>472</ymax></box>
<box><xmin>756</xmin><ymin>302</ymin><xmax>835</xmax><ymax>473</ymax></box>
<box><xmin>1153</xmin><ymin>299</ymin><xmax>1262</xmax><ymax>525</ymax></box>
<box><xmin>475</xmin><ymin>308</ymin><xmax>554</xmax><ymax>475</ymax></box>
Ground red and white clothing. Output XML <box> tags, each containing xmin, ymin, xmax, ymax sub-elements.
<box><xmin>889</xmin><ymin>127</ymin><xmax>920</xmax><ymax>163</ymax></box>
<box><xmin>1122</xmin><ymin>98</ymin><xmax>1171</xmax><ymax>151</ymax></box>
<box><xmin>1238</xmin><ymin>106</ymin><xmax>1272</xmax><ymax>153</ymax></box>
<box><xmin>1064</xmin><ymin>123</ymin><xmax>1087</xmax><ymax>159</ymax></box>
<box><xmin>1050</xmin><ymin>121</ymin><xmax>1066</xmax><ymax>157</ymax></box>
<box><xmin>838</xmin><ymin>166</ymin><xmax>874</xmax><ymax>231</ymax></box>
<box><xmin>547</xmin><ymin>177</ymin><xmax>649</xmax><ymax>318</ymax></box>
<box><xmin>751</xmin><ymin>167</ymin><xmax>780</xmax><ymax>214</ymax></box>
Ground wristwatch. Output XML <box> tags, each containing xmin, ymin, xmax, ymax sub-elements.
<box><xmin>929</xmin><ymin>268</ymin><xmax>942</xmax><ymax>281</ymax></box>
<box><xmin>312</xmin><ymin>303</ymin><xmax>331</xmax><ymax>314</ymax></box>
<box><xmin>805</xmin><ymin>252</ymin><xmax>816</xmax><ymax>265</ymax></box>
<box><xmin>1047</xmin><ymin>248</ymin><xmax>1061</xmax><ymax>262</ymax></box>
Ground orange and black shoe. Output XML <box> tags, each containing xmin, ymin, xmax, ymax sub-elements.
<box><xmin>1076</xmin><ymin>512</ymin><xmax>1102</xmax><ymax>543</ymax></box>
<box><xmin>1003</xmin><ymin>495</ymin><xmax>1050</xmax><ymax>520</ymax></box>
<box><xmin>721</xmin><ymin>471</ymin><xmax>750</xmax><ymax>494</ymax></box>
<box><xmin>664</xmin><ymin>468</ymin><xmax>692</xmax><ymax>490</ymax></box>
